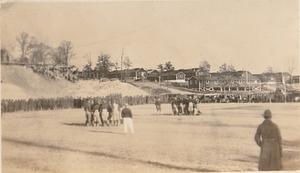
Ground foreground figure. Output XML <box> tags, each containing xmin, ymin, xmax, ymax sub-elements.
<box><xmin>255</xmin><ymin>109</ymin><xmax>282</xmax><ymax>171</ymax></box>
<box><xmin>121</xmin><ymin>104</ymin><xmax>134</xmax><ymax>134</ymax></box>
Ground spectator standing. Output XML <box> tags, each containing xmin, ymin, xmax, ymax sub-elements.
<box><xmin>255</xmin><ymin>109</ymin><xmax>282</xmax><ymax>171</ymax></box>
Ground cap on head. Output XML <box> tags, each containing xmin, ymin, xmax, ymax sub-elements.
<box><xmin>263</xmin><ymin>109</ymin><xmax>272</xmax><ymax>118</ymax></box>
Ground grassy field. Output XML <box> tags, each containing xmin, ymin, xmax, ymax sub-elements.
<box><xmin>2</xmin><ymin>103</ymin><xmax>300</xmax><ymax>173</ymax></box>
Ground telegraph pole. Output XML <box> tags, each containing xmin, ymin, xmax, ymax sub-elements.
<box><xmin>282</xmin><ymin>72</ymin><xmax>287</xmax><ymax>103</ymax></box>
<box><xmin>247</xmin><ymin>71</ymin><xmax>251</xmax><ymax>103</ymax></box>
<box><xmin>89</xmin><ymin>52</ymin><xmax>92</xmax><ymax>65</ymax></box>
<box><xmin>120</xmin><ymin>48</ymin><xmax>124</xmax><ymax>81</ymax></box>
<box><xmin>88</xmin><ymin>52</ymin><xmax>93</xmax><ymax>79</ymax></box>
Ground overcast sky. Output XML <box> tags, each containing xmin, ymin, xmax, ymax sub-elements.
<box><xmin>1</xmin><ymin>0</ymin><xmax>299</xmax><ymax>74</ymax></box>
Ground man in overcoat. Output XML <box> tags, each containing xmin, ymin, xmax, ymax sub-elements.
<box><xmin>255</xmin><ymin>109</ymin><xmax>282</xmax><ymax>171</ymax></box>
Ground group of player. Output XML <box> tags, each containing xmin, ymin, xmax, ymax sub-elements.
<box><xmin>154</xmin><ymin>96</ymin><xmax>201</xmax><ymax>115</ymax></box>
<box><xmin>83</xmin><ymin>98</ymin><xmax>123</xmax><ymax>127</ymax></box>
<box><xmin>170</xmin><ymin>96</ymin><xmax>201</xmax><ymax>115</ymax></box>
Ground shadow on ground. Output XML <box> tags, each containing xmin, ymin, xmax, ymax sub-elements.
<box><xmin>233</xmin><ymin>139</ymin><xmax>300</xmax><ymax>171</ymax></box>
<box><xmin>3</xmin><ymin>137</ymin><xmax>216</xmax><ymax>172</ymax></box>
<box><xmin>89</xmin><ymin>130</ymin><xmax>124</xmax><ymax>135</ymax></box>
<box><xmin>62</xmin><ymin>122</ymin><xmax>86</xmax><ymax>127</ymax></box>
<box><xmin>150</xmin><ymin>113</ymin><xmax>174</xmax><ymax>116</ymax></box>
<box><xmin>232</xmin><ymin>154</ymin><xmax>258</xmax><ymax>164</ymax></box>
<box><xmin>283</xmin><ymin>139</ymin><xmax>300</xmax><ymax>148</ymax></box>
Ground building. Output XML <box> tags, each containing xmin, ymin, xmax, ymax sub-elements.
<box><xmin>146</xmin><ymin>70</ymin><xmax>160</xmax><ymax>82</ymax></box>
<box><xmin>107</xmin><ymin>68</ymin><xmax>147</xmax><ymax>81</ymax></box>
<box><xmin>107</xmin><ymin>70</ymin><xmax>122</xmax><ymax>79</ymax></box>
<box><xmin>178</xmin><ymin>68</ymin><xmax>200</xmax><ymax>78</ymax></box>
<box><xmin>80</xmin><ymin>66</ymin><xmax>96</xmax><ymax>80</ymax></box>
<box><xmin>254</xmin><ymin>72</ymin><xmax>292</xmax><ymax>84</ymax></box>
<box><xmin>159</xmin><ymin>70</ymin><xmax>177</xmax><ymax>81</ymax></box>
<box><xmin>292</xmin><ymin>75</ymin><xmax>300</xmax><ymax>84</ymax></box>
<box><xmin>160</xmin><ymin>68</ymin><xmax>200</xmax><ymax>83</ymax></box>
<box><xmin>188</xmin><ymin>71</ymin><xmax>261</xmax><ymax>92</ymax></box>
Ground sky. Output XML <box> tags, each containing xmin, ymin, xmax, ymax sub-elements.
<box><xmin>1</xmin><ymin>0</ymin><xmax>299</xmax><ymax>74</ymax></box>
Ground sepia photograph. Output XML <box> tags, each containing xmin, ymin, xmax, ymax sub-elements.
<box><xmin>1</xmin><ymin>0</ymin><xmax>300</xmax><ymax>172</ymax></box>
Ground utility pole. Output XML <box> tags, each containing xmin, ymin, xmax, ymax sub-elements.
<box><xmin>247</xmin><ymin>71</ymin><xmax>251</xmax><ymax>102</ymax></box>
<box><xmin>88</xmin><ymin>52</ymin><xmax>93</xmax><ymax>79</ymax></box>
<box><xmin>120</xmin><ymin>48</ymin><xmax>124</xmax><ymax>81</ymax></box>
<box><xmin>89</xmin><ymin>52</ymin><xmax>92</xmax><ymax>65</ymax></box>
<box><xmin>282</xmin><ymin>72</ymin><xmax>287</xmax><ymax>103</ymax></box>
<box><xmin>66</xmin><ymin>55</ymin><xmax>68</xmax><ymax>67</ymax></box>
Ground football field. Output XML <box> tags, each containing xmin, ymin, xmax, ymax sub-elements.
<box><xmin>2</xmin><ymin>103</ymin><xmax>300</xmax><ymax>173</ymax></box>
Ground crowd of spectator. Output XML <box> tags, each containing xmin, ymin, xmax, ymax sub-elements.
<box><xmin>31</xmin><ymin>65</ymin><xmax>79</xmax><ymax>82</ymax></box>
<box><xmin>2</xmin><ymin>92</ymin><xmax>299</xmax><ymax>114</ymax></box>
<box><xmin>1</xmin><ymin>95</ymin><xmax>168</xmax><ymax>113</ymax></box>
<box><xmin>169</xmin><ymin>93</ymin><xmax>299</xmax><ymax>104</ymax></box>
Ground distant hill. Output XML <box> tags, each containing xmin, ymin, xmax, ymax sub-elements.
<box><xmin>1</xmin><ymin>65</ymin><xmax>148</xmax><ymax>99</ymax></box>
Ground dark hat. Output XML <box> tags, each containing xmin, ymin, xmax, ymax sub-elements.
<box><xmin>263</xmin><ymin>109</ymin><xmax>272</xmax><ymax>118</ymax></box>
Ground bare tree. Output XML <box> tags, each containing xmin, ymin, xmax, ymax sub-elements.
<box><xmin>218</xmin><ymin>74</ymin><xmax>232</xmax><ymax>92</ymax></box>
<box><xmin>157</xmin><ymin>61</ymin><xmax>175</xmax><ymax>72</ymax></box>
<box><xmin>264</xmin><ymin>66</ymin><xmax>275</xmax><ymax>73</ymax></box>
<box><xmin>123</xmin><ymin>56</ymin><xmax>132</xmax><ymax>81</ymax></box>
<box><xmin>199</xmin><ymin>60</ymin><xmax>211</xmax><ymax>74</ymax></box>
<box><xmin>82</xmin><ymin>60</ymin><xmax>93</xmax><ymax>79</ymax></box>
<box><xmin>288</xmin><ymin>59</ymin><xmax>296</xmax><ymax>84</ymax></box>
<box><xmin>112</xmin><ymin>62</ymin><xmax>120</xmax><ymax>71</ymax></box>
<box><xmin>218</xmin><ymin>63</ymin><xmax>236</xmax><ymax>73</ymax></box>
<box><xmin>123</xmin><ymin>56</ymin><xmax>132</xmax><ymax>69</ymax></box>
<box><xmin>157</xmin><ymin>64</ymin><xmax>164</xmax><ymax>72</ymax></box>
<box><xmin>227</xmin><ymin>64</ymin><xmax>236</xmax><ymax>72</ymax></box>
<box><xmin>29</xmin><ymin>40</ymin><xmax>52</xmax><ymax>65</ymax></box>
<box><xmin>16</xmin><ymin>32</ymin><xmax>32</xmax><ymax>63</ymax></box>
<box><xmin>52</xmin><ymin>48</ymin><xmax>64</xmax><ymax>65</ymax></box>
<box><xmin>218</xmin><ymin>63</ymin><xmax>227</xmax><ymax>73</ymax></box>
<box><xmin>57</xmin><ymin>40</ymin><xmax>74</xmax><ymax>66</ymax></box>
<box><xmin>164</xmin><ymin>61</ymin><xmax>175</xmax><ymax>71</ymax></box>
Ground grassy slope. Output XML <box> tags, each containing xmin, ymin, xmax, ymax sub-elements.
<box><xmin>1</xmin><ymin>65</ymin><xmax>149</xmax><ymax>99</ymax></box>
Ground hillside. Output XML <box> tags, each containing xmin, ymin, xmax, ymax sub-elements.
<box><xmin>1</xmin><ymin>65</ymin><xmax>148</xmax><ymax>99</ymax></box>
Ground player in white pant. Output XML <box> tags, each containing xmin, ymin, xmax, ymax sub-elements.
<box><xmin>121</xmin><ymin>104</ymin><xmax>134</xmax><ymax>134</ymax></box>
<box><xmin>93</xmin><ymin>109</ymin><xmax>101</xmax><ymax>126</ymax></box>
<box><xmin>123</xmin><ymin>117</ymin><xmax>134</xmax><ymax>133</ymax></box>
<box><xmin>112</xmin><ymin>102</ymin><xmax>120</xmax><ymax>126</ymax></box>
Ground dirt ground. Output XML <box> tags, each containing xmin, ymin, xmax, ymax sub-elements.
<box><xmin>2</xmin><ymin>103</ymin><xmax>300</xmax><ymax>173</ymax></box>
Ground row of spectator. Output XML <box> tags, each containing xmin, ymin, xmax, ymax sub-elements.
<box><xmin>1</xmin><ymin>95</ymin><xmax>169</xmax><ymax>113</ymax></box>
<box><xmin>2</xmin><ymin>92</ymin><xmax>299</xmax><ymax>113</ymax></box>
<box><xmin>168</xmin><ymin>93</ymin><xmax>299</xmax><ymax>103</ymax></box>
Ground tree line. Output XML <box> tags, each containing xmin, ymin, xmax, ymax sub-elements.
<box><xmin>2</xmin><ymin>32</ymin><xmax>294</xmax><ymax>77</ymax></box>
<box><xmin>82</xmin><ymin>53</ymin><xmax>133</xmax><ymax>79</ymax></box>
<box><xmin>3</xmin><ymin>32</ymin><xmax>76</xmax><ymax>66</ymax></box>
<box><xmin>1</xmin><ymin>32</ymin><xmax>134</xmax><ymax>79</ymax></box>
<box><xmin>157</xmin><ymin>60</ymin><xmax>237</xmax><ymax>74</ymax></box>
<box><xmin>156</xmin><ymin>60</ymin><xmax>286</xmax><ymax>75</ymax></box>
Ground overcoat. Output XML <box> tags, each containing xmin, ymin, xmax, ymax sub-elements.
<box><xmin>255</xmin><ymin>119</ymin><xmax>282</xmax><ymax>171</ymax></box>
